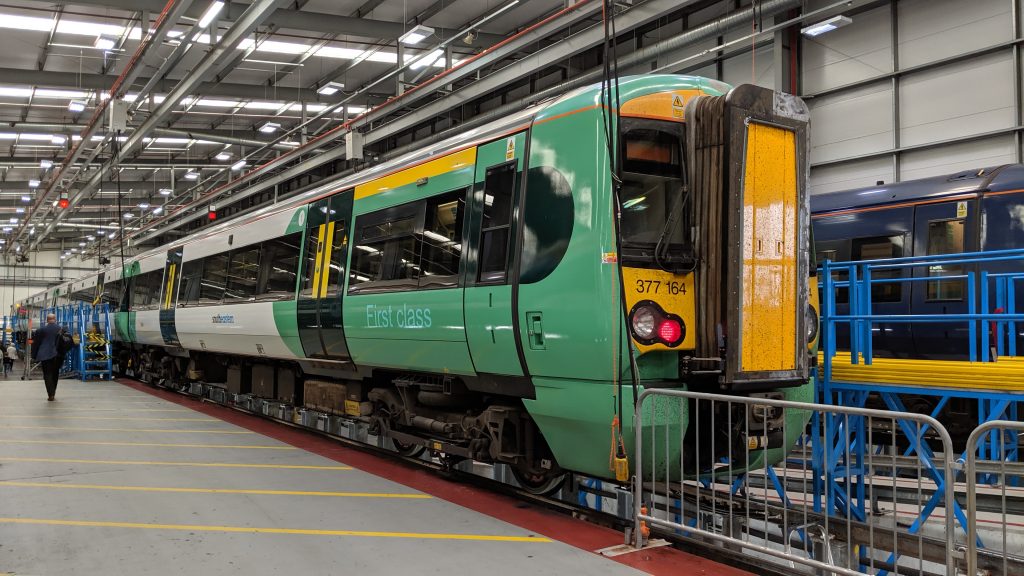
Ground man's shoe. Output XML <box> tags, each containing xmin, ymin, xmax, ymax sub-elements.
<box><xmin>47</xmin><ymin>396</ymin><xmax>54</xmax><ymax>401</ymax></box>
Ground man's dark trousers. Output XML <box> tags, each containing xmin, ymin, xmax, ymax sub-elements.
<box><xmin>41</xmin><ymin>357</ymin><xmax>60</xmax><ymax>398</ymax></box>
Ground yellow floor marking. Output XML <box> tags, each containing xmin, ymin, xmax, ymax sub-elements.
<box><xmin>0</xmin><ymin>517</ymin><xmax>552</xmax><ymax>543</ymax></box>
<box><xmin>0</xmin><ymin>415</ymin><xmax>216</xmax><ymax>422</ymax></box>
<box><xmin>0</xmin><ymin>481</ymin><xmax>430</xmax><ymax>499</ymax></box>
<box><xmin>0</xmin><ymin>456</ymin><xmax>352</xmax><ymax>470</ymax></box>
<box><xmin>0</xmin><ymin>439</ymin><xmax>294</xmax><ymax>450</ymax></box>
<box><xmin>0</xmin><ymin>425</ymin><xmax>253</xmax><ymax>435</ymax></box>
<box><xmin>1</xmin><ymin>408</ymin><xmax>190</xmax><ymax>413</ymax></box>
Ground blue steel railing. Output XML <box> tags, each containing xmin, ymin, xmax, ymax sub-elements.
<box><xmin>819</xmin><ymin>248</ymin><xmax>1024</xmax><ymax>372</ymax></box>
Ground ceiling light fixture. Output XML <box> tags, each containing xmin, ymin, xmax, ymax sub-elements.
<box><xmin>215</xmin><ymin>152</ymin><xmax>231</xmax><ymax>161</ymax></box>
<box><xmin>21</xmin><ymin>195</ymin><xmax>30</xmax><ymax>202</ymax></box>
<box><xmin>197</xmin><ymin>1</ymin><xmax>225</xmax><ymax>29</ymax></box>
<box><xmin>399</xmin><ymin>24</ymin><xmax>434</xmax><ymax>45</ymax></box>
<box><xmin>68</xmin><ymin>100</ymin><xmax>87</xmax><ymax>113</ymax></box>
<box><xmin>317</xmin><ymin>81</ymin><xmax>345</xmax><ymax>96</ymax></box>
<box><xmin>231</xmin><ymin>159</ymin><xmax>247</xmax><ymax>171</ymax></box>
<box><xmin>123</xmin><ymin>212</ymin><xmax>134</xmax><ymax>219</ymax></box>
<box><xmin>51</xmin><ymin>134</ymin><xmax>66</xmax><ymax>145</ymax></box>
<box><xmin>94</xmin><ymin>35</ymin><xmax>116</xmax><ymax>50</ymax></box>
<box><xmin>801</xmin><ymin>15</ymin><xmax>852</xmax><ymax>37</ymax></box>
<box><xmin>258</xmin><ymin>121</ymin><xmax>280</xmax><ymax>134</ymax></box>
<box><xmin>153</xmin><ymin>206</ymin><xmax>163</xmax><ymax>214</ymax></box>
<box><xmin>15</xmin><ymin>207</ymin><xmax>24</xmax><ymax>214</ymax></box>
<box><xmin>138</xmin><ymin>202</ymin><xmax>150</xmax><ymax>209</ymax></box>
<box><xmin>159</xmin><ymin>188</ymin><xmax>172</xmax><ymax>195</ymax></box>
<box><xmin>183</xmin><ymin>170</ymin><xmax>200</xmax><ymax>180</ymax></box>
<box><xmin>40</xmin><ymin>159</ymin><xmax>53</xmax><ymax>169</ymax></box>
<box><xmin>28</xmin><ymin>179</ymin><xmax>40</xmax><ymax>188</ymax></box>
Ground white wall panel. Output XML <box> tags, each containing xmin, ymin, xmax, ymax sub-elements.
<box><xmin>808</xmin><ymin>83</ymin><xmax>894</xmax><ymax>164</ymax></box>
<box><xmin>899</xmin><ymin>51</ymin><xmax>1014</xmax><ymax>147</ymax></box>
<box><xmin>809</xmin><ymin>157</ymin><xmax>894</xmax><ymax>196</ymax></box>
<box><xmin>721</xmin><ymin>44</ymin><xmax>774</xmax><ymax>89</ymax></box>
<box><xmin>802</xmin><ymin>5</ymin><xmax>893</xmax><ymax>94</ymax></box>
<box><xmin>898</xmin><ymin>0</ymin><xmax>1011</xmax><ymax>68</ymax></box>
<box><xmin>900</xmin><ymin>136</ymin><xmax>1016</xmax><ymax>181</ymax></box>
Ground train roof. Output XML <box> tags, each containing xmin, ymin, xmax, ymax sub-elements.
<box><xmin>22</xmin><ymin>74</ymin><xmax>728</xmax><ymax>307</ymax></box>
<box><xmin>810</xmin><ymin>164</ymin><xmax>1024</xmax><ymax>214</ymax></box>
<box><xmin>103</xmin><ymin>74</ymin><xmax>728</xmax><ymax>270</ymax></box>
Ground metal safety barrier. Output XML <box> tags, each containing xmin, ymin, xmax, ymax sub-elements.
<box><xmin>632</xmin><ymin>388</ymin><xmax>958</xmax><ymax>576</ymax></box>
<box><xmin>964</xmin><ymin>420</ymin><xmax>1024</xmax><ymax>576</ymax></box>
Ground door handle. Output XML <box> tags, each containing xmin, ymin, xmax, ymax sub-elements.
<box><xmin>526</xmin><ymin>311</ymin><xmax>545</xmax><ymax>350</ymax></box>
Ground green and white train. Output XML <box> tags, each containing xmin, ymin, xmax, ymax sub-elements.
<box><xmin>18</xmin><ymin>75</ymin><xmax>817</xmax><ymax>490</ymax></box>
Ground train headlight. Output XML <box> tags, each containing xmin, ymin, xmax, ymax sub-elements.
<box><xmin>806</xmin><ymin>303</ymin><xmax>819</xmax><ymax>343</ymax></box>
<box><xmin>631</xmin><ymin>305</ymin><xmax>658</xmax><ymax>340</ymax></box>
<box><xmin>629</xmin><ymin>301</ymin><xmax>685</xmax><ymax>347</ymax></box>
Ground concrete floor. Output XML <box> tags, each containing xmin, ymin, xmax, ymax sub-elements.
<box><xmin>0</xmin><ymin>378</ymin><xmax>646</xmax><ymax>576</ymax></box>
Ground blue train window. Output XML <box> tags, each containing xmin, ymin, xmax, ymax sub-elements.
<box><xmin>926</xmin><ymin>220</ymin><xmax>965</xmax><ymax>301</ymax></box>
<box><xmin>852</xmin><ymin>236</ymin><xmax>904</xmax><ymax>303</ymax></box>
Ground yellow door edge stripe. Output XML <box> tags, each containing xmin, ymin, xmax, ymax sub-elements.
<box><xmin>0</xmin><ymin>425</ymin><xmax>253</xmax><ymax>435</ymax></box>
<box><xmin>311</xmin><ymin>223</ymin><xmax>327</xmax><ymax>296</ymax></box>
<box><xmin>319</xmin><ymin>221</ymin><xmax>336</xmax><ymax>298</ymax></box>
<box><xmin>0</xmin><ymin>517</ymin><xmax>553</xmax><ymax>543</ymax></box>
<box><xmin>0</xmin><ymin>439</ymin><xmax>295</xmax><ymax>450</ymax></box>
<box><xmin>0</xmin><ymin>456</ymin><xmax>351</xmax><ymax>470</ymax></box>
<box><xmin>0</xmin><ymin>481</ymin><xmax>430</xmax><ymax>499</ymax></box>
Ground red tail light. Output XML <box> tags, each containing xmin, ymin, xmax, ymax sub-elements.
<box><xmin>657</xmin><ymin>319</ymin><xmax>682</xmax><ymax>344</ymax></box>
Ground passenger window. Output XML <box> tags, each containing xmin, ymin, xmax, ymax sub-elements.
<box><xmin>350</xmin><ymin>216</ymin><xmax>419</xmax><ymax>292</ymax></box>
<box><xmin>420</xmin><ymin>193</ymin><xmax>464</xmax><ymax>288</ymax></box>
<box><xmin>325</xmin><ymin>221</ymin><xmax>348</xmax><ymax>295</ymax></box>
<box><xmin>926</xmin><ymin>220</ymin><xmax>965</xmax><ymax>301</ymax></box>
<box><xmin>479</xmin><ymin>163</ymin><xmax>515</xmax><ymax>283</ymax></box>
<box><xmin>349</xmin><ymin>190</ymin><xmax>466</xmax><ymax>293</ymax></box>
<box><xmin>225</xmin><ymin>245</ymin><xmax>261</xmax><ymax>301</ymax></box>
<box><xmin>200</xmin><ymin>252</ymin><xmax>229</xmax><ymax>303</ymax></box>
<box><xmin>259</xmin><ymin>233</ymin><xmax>302</xmax><ymax>298</ymax></box>
<box><xmin>131</xmin><ymin>271</ymin><xmax>160</xmax><ymax>309</ymax></box>
<box><xmin>852</xmin><ymin>235</ymin><xmax>904</xmax><ymax>303</ymax></box>
<box><xmin>101</xmin><ymin>279</ymin><xmax>123</xmax><ymax>308</ymax></box>
<box><xmin>179</xmin><ymin>260</ymin><xmax>203</xmax><ymax>306</ymax></box>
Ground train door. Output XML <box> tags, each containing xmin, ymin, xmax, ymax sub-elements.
<box><xmin>159</xmin><ymin>247</ymin><xmax>182</xmax><ymax>346</ymax></box>
<box><xmin>911</xmin><ymin>199</ymin><xmax>976</xmax><ymax>358</ymax></box>
<box><xmin>297</xmin><ymin>191</ymin><xmax>353</xmax><ymax>360</ymax></box>
<box><xmin>813</xmin><ymin>208</ymin><xmax>914</xmax><ymax>357</ymax></box>
<box><xmin>464</xmin><ymin>134</ymin><xmax>528</xmax><ymax>383</ymax></box>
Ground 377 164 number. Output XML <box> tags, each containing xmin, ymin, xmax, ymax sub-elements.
<box><xmin>635</xmin><ymin>279</ymin><xmax>686</xmax><ymax>295</ymax></box>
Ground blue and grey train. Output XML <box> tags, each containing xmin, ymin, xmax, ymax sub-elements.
<box><xmin>812</xmin><ymin>163</ymin><xmax>1024</xmax><ymax>358</ymax></box>
<box><xmin>811</xmin><ymin>164</ymin><xmax>1024</xmax><ymax>428</ymax></box>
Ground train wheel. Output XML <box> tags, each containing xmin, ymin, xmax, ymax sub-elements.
<box><xmin>392</xmin><ymin>438</ymin><xmax>426</xmax><ymax>459</ymax></box>
<box><xmin>510</xmin><ymin>466</ymin><xmax>567</xmax><ymax>496</ymax></box>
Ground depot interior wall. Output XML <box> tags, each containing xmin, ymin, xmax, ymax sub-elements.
<box><xmin>801</xmin><ymin>0</ymin><xmax>1020</xmax><ymax>194</ymax></box>
<box><xmin>0</xmin><ymin>250</ymin><xmax>98</xmax><ymax>312</ymax></box>
<box><xmin>652</xmin><ymin>0</ymin><xmax>1019</xmax><ymax>196</ymax></box>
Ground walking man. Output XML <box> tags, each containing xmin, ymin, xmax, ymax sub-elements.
<box><xmin>33</xmin><ymin>313</ymin><xmax>63</xmax><ymax>401</ymax></box>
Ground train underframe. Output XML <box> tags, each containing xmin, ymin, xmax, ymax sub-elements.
<box><xmin>119</xmin><ymin>343</ymin><xmax>566</xmax><ymax>494</ymax></box>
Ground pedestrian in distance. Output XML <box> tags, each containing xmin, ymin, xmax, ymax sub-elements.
<box><xmin>32</xmin><ymin>313</ymin><xmax>68</xmax><ymax>401</ymax></box>
<box><xmin>3</xmin><ymin>340</ymin><xmax>15</xmax><ymax>376</ymax></box>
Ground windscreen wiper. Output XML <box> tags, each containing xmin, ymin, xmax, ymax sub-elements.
<box><xmin>653</xmin><ymin>184</ymin><xmax>691</xmax><ymax>272</ymax></box>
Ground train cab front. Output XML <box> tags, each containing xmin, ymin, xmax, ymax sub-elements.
<box><xmin>618</xmin><ymin>81</ymin><xmax>814</xmax><ymax>472</ymax></box>
<box><xmin>618</xmin><ymin>81</ymin><xmax>813</xmax><ymax>391</ymax></box>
